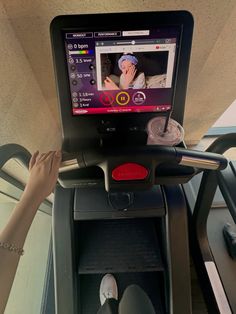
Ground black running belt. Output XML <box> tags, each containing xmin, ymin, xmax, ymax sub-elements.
<box><xmin>77</xmin><ymin>219</ymin><xmax>163</xmax><ymax>274</ymax></box>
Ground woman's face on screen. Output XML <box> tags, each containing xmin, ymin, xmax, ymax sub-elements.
<box><xmin>121</xmin><ymin>60</ymin><xmax>135</xmax><ymax>73</ymax></box>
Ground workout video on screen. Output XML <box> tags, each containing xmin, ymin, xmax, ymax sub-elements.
<box><xmin>95</xmin><ymin>41</ymin><xmax>176</xmax><ymax>91</ymax></box>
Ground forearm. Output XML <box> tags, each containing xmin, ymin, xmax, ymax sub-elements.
<box><xmin>0</xmin><ymin>149</ymin><xmax>61</xmax><ymax>313</ymax></box>
<box><xmin>0</xmin><ymin>192</ymin><xmax>41</xmax><ymax>313</ymax></box>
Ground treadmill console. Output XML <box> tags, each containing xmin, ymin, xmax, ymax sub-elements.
<box><xmin>64</xmin><ymin>28</ymin><xmax>178</xmax><ymax>116</ymax></box>
<box><xmin>51</xmin><ymin>11</ymin><xmax>193</xmax><ymax>151</ymax></box>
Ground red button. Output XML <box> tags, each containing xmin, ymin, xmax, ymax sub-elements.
<box><xmin>99</xmin><ymin>92</ymin><xmax>114</xmax><ymax>106</ymax></box>
<box><xmin>112</xmin><ymin>163</ymin><xmax>149</xmax><ymax>181</ymax></box>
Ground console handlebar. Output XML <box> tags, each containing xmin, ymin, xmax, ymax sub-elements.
<box><xmin>59</xmin><ymin>146</ymin><xmax>228</xmax><ymax>173</ymax></box>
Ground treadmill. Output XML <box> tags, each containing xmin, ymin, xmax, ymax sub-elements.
<box><xmin>50</xmin><ymin>11</ymin><xmax>227</xmax><ymax>314</ymax></box>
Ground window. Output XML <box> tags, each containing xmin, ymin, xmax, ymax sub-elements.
<box><xmin>206</xmin><ymin>99</ymin><xmax>236</xmax><ymax>136</ymax></box>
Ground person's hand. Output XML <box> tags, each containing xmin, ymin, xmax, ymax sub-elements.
<box><xmin>23</xmin><ymin>150</ymin><xmax>61</xmax><ymax>204</ymax></box>
<box><xmin>121</xmin><ymin>65</ymin><xmax>137</xmax><ymax>89</ymax></box>
<box><xmin>104</xmin><ymin>76</ymin><xmax>119</xmax><ymax>90</ymax></box>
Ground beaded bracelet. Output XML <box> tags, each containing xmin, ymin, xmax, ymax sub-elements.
<box><xmin>0</xmin><ymin>241</ymin><xmax>24</xmax><ymax>256</ymax></box>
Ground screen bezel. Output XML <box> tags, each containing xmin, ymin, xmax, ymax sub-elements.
<box><xmin>50</xmin><ymin>11</ymin><xmax>193</xmax><ymax>151</ymax></box>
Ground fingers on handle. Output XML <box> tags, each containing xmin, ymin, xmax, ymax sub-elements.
<box><xmin>30</xmin><ymin>150</ymin><xmax>61</xmax><ymax>176</ymax></box>
<box><xmin>42</xmin><ymin>151</ymin><xmax>57</xmax><ymax>174</ymax></box>
<box><xmin>36</xmin><ymin>152</ymin><xmax>45</xmax><ymax>163</ymax></box>
<box><xmin>29</xmin><ymin>151</ymin><xmax>39</xmax><ymax>170</ymax></box>
<box><xmin>39</xmin><ymin>151</ymin><xmax>53</xmax><ymax>162</ymax></box>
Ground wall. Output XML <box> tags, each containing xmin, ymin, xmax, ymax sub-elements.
<box><xmin>1</xmin><ymin>1</ymin><xmax>236</xmax><ymax>146</ymax></box>
<box><xmin>0</xmin><ymin>1</ymin><xmax>61</xmax><ymax>153</ymax></box>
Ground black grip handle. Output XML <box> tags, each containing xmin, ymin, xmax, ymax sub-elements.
<box><xmin>82</xmin><ymin>146</ymin><xmax>177</xmax><ymax>167</ymax></box>
<box><xmin>81</xmin><ymin>146</ymin><xmax>228</xmax><ymax>170</ymax></box>
<box><xmin>60</xmin><ymin>145</ymin><xmax>228</xmax><ymax>172</ymax></box>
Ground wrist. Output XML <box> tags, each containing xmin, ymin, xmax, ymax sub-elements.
<box><xmin>20</xmin><ymin>188</ymin><xmax>44</xmax><ymax>209</ymax></box>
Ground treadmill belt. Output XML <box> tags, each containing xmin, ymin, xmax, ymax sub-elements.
<box><xmin>79</xmin><ymin>272</ymin><xmax>164</xmax><ymax>314</ymax></box>
<box><xmin>77</xmin><ymin>219</ymin><xmax>163</xmax><ymax>274</ymax></box>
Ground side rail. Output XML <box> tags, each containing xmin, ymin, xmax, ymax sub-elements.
<box><xmin>0</xmin><ymin>143</ymin><xmax>31</xmax><ymax>170</ymax></box>
<box><xmin>206</xmin><ymin>132</ymin><xmax>236</xmax><ymax>225</ymax></box>
<box><xmin>192</xmin><ymin>133</ymin><xmax>236</xmax><ymax>314</ymax></box>
<box><xmin>0</xmin><ymin>144</ymin><xmax>53</xmax><ymax>211</ymax></box>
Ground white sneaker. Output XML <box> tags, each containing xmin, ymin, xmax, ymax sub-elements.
<box><xmin>99</xmin><ymin>274</ymin><xmax>118</xmax><ymax>306</ymax></box>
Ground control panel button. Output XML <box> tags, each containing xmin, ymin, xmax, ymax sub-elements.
<box><xmin>112</xmin><ymin>163</ymin><xmax>149</xmax><ymax>181</ymax></box>
<box><xmin>132</xmin><ymin>91</ymin><xmax>146</xmax><ymax>105</ymax></box>
<box><xmin>116</xmin><ymin>91</ymin><xmax>130</xmax><ymax>106</ymax></box>
<box><xmin>99</xmin><ymin>92</ymin><xmax>114</xmax><ymax>106</ymax></box>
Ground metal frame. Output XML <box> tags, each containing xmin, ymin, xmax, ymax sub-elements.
<box><xmin>192</xmin><ymin>133</ymin><xmax>236</xmax><ymax>314</ymax></box>
<box><xmin>52</xmin><ymin>186</ymin><xmax>78</xmax><ymax>314</ymax></box>
<box><xmin>163</xmin><ymin>185</ymin><xmax>192</xmax><ymax>314</ymax></box>
<box><xmin>0</xmin><ymin>143</ymin><xmax>31</xmax><ymax>169</ymax></box>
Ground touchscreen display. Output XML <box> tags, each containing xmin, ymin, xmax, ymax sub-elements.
<box><xmin>64</xmin><ymin>28</ymin><xmax>180</xmax><ymax>115</ymax></box>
